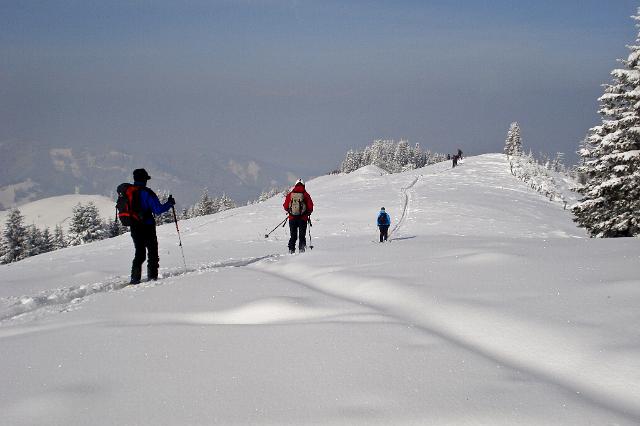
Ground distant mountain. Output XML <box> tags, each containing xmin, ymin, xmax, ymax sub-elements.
<box><xmin>0</xmin><ymin>141</ymin><xmax>308</xmax><ymax>209</ymax></box>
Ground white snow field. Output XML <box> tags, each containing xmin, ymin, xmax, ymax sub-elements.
<box><xmin>1</xmin><ymin>154</ymin><xmax>639</xmax><ymax>425</ymax></box>
<box><xmin>0</xmin><ymin>194</ymin><xmax>115</xmax><ymax>232</ymax></box>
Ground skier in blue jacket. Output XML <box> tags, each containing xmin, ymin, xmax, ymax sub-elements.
<box><xmin>377</xmin><ymin>207</ymin><xmax>391</xmax><ymax>242</ymax></box>
<box><xmin>129</xmin><ymin>168</ymin><xmax>175</xmax><ymax>284</ymax></box>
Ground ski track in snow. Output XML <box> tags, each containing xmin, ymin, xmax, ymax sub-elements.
<box><xmin>388</xmin><ymin>162</ymin><xmax>453</xmax><ymax>239</ymax></box>
<box><xmin>389</xmin><ymin>176</ymin><xmax>418</xmax><ymax>237</ymax></box>
<box><xmin>0</xmin><ymin>255</ymin><xmax>278</xmax><ymax>323</ymax></box>
<box><xmin>253</xmin><ymin>261</ymin><xmax>640</xmax><ymax>423</ymax></box>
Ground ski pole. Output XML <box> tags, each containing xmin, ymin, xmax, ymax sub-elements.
<box><xmin>307</xmin><ymin>218</ymin><xmax>314</xmax><ymax>250</ymax></box>
<box><xmin>265</xmin><ymin>216</ymin><xmax>288</xmax><ymax>238</ymax></box>
<box><xmin>171</xmin><ymin>205</ymin><xmax>188</xmax><ymax>273</ymax></box>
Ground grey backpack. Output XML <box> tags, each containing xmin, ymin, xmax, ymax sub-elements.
<box><xmin>289</xmin><ymin>192</ymin><xmax>307</xmax><ymax>216</ymax></box>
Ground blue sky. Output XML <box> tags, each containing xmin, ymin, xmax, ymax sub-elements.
<box><xmin>1</xmin><ymin>0</ymin><xmax>639</xmax><ymax>170</ymax></box>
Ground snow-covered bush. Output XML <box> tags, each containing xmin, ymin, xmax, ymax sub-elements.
<box><xmin>185</xmin><ymin>188</ymin><xmax>239</xmax><ymax>219</ymax></box>
<box><xmin>508</xmin><ymin>152</ymin><xmax>569</xmax><ymax>208</ymax></box>
<box><xmin>67</xmin><ymin>202</ymin><xmax>108</xmax><ymax>246</ymax></box>
<box><xmin>250</xmin><ymin>187</ymin><xmax>287</xmax><ymax>204</ymax></box>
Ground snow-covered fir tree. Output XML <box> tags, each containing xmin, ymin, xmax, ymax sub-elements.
<box><xmin>339</xmin><ymin>139</ymin><xmax>445</xmax><ymax>174</ymax></box>
<box><xmin>218</xmin><ymin>193</ymin><xmax>236</xmax><ymax>212</ymax></box>
<box><xmin>394</xmin><ymin>140</ymin><xmax>411</xmax><ymax>171</ymax></box>
<box><xmin>370</xmin><ymin>140</ymin><xmax>395</xmax><ymax>171</ymax></box>
<box><xmin>552</xmin><ymin>152</ymin><xmax>565</xmax><ymax>173</ymax></box>
<box><xmin>24</xmin><ymin>225</ymin><xmax>45</xmax><ymax>257</ymax></box>
<box><xmin>107</xmin><ymin>217</ymin><xmax>126</xmax><ymax>238</ymax></box>
<box><xmin>504</xmin><ymin>122</ymin><xmax>523</xmax><ymax>156</ymax></box>
<box><xmin>156</xmin><ymin>190</ymin><xmax>174</xmax><ymax>225</ymax></box>
<box><xmin>1</xmin><ymin>208</ymin><xmax>28</xmax><ymax>264</ymax></box>
<box><xmin>67</xmin><ymin>202</ymin><xmax>108</xmax><ymax>245</ymax></box>
<box><xmin>180</xmin><ymin>207</ymin><xmax>192</xmax><ymax>220</ymax></box>
<box><xmin>40</xmin><ymin>227</ymin><xmax>54</xmax><ymax>253</ymax></box>
<box><xmin>573</xmin><ymin>12</ymin><xmax>640</xmax><ymax>237</ymax></box>
<box><xmin>193</xmin><ymin>188</ymin><xmax>218</xmax><ymax>217</ymax></box>
<box><xmin>252</xmin><ymin>187</ymin><xmax>286</xmax><ymax>204</ymax></box>
<box><xmin>182</xmin><ymin>189</ymin><xmax>237</xmax><ymax>218</ymax></box>
<box><xmin>341</xmin><ymin>150</ymin><xmax>362</xmax><ymax>173</ymax></box>
<box><xmin>52</xmin><ymin>225</ymin><xmax>67</xmax><ymax>250</ymax></box>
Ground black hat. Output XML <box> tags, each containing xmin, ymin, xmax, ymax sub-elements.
<box><xmin>133</xmin><ymin>168</ymin><xmax>151</xmax><ymax>181</ymax></box>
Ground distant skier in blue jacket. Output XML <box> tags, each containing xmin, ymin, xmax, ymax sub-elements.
<box><xmin>377</xmin><ymin>207</ymin><xmax>391</xmax><ymax>242</ymax></box>
<box><xmin>129</xmin><ymin>168</ymin><xmax>175</xmax><ymax>284</ymax></box>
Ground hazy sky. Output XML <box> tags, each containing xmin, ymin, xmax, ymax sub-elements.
<box><xmin>2</xmin><ymin>0</ymin><xmax>639</xmax><ymax>170</ymax></box>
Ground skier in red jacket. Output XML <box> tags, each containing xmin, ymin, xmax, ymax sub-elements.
<box><xmin>283</xmin><ymin>179</ymin><xmax>314</xmax><ymax>253</ymax></box>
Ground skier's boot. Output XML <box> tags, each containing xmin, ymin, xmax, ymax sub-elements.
<box><xmin>299</xmin><ymin>245</ymin><xmax>306</xmax><ymax>253</ymax></box>
<box><xmin>147</xmin><ymin>266</ymin><xmax>158</xmax><ymax>281</ymax></box>
<box><xmin>130</xmin><ymin>265</ymin><xmax>142</xmax><ymax>285</ymax></box>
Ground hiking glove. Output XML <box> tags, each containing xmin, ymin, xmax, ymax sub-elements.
<box><xmin>167</xmin><ymin>195</ymin><xmax>176</xmax><ymax>206</ymax></box>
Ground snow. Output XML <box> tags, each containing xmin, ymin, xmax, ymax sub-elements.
<box><xmin>1</xmin><ymin>154</ymin><xmax>640</xmax><ymax>425</ymax></box>
<box><xmin>0</xmin><ymin>194</ymin><xmax>115</xmax><ymax>232</ymax></box>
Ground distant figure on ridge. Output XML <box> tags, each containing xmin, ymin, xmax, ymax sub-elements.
<box><xmin>283</xmin><ymin>179</ymin><xmax>314</xmax><ymax>254</ymax></box>
<box><xmin>457</xmin><ymin>148</ymin><xmax>463</xmax><ymax>160</ymax></box>
<box><xmin>117</xmin><ymin>168</ymin><xmax>175</xmax><ymax>284</ymax></box>
<box><xmin>452</xmin><ymin>154</ymin><xmax>459</xmax><ymax>168</ymax></box>
<box><xmin>377</xmin><ymin>207</ymin><xmax>391</xmax><ymax>242</ymax></box>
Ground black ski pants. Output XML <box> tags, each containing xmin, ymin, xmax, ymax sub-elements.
<box><xmin>379</xmin><ymin>225</ymin><xmax>389</xmax><ymax>242</ymax></box>
<box><xmin>288</xmin><ymin>218</ymin><xmax>307</xmax><ymax>251</ymax></box>
<box><xmin>130</xmin><ymin>223</ymin><xmax>159</xmax><ymax>281</ymax></box>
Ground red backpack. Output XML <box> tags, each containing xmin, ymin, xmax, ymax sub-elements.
<box><xmin>116</xmin><ymin>183</ymin><xmax>143</xmax><ymax>226</ymax></box>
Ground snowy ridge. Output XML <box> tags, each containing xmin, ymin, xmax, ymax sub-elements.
<box><xmin>1</xmin><ymin>154</ymin><xmax>640</xmax><ymax>425</ymax></box>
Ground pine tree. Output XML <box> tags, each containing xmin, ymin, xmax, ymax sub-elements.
<box><xmin>552</xmin><ymin>152</ymin><xmax>565</xmax><ymax>172</ymax></box>
<box><xmin>24</xmin><ymin>225</ymin><xmax>44</xmax><ymax>257</ymax></box>
<box><xmin>53</xmin><ymin>225</ymin><xmax>67</xmax><ymax>250</ymax></box>
<box><xmin>193</xmin><ymin>188</ymin><xmax>218</xmax><ymax>217</ymax></box>
<box><xmin>410</xmin><ymin>143</ymin><xmax>426</xmax><ymax>168</ymax></box>
<box><xmin>107</xmin><ymin>217</ymin><xmax>126</xmax><ymax>238</ymax></box>
<box><xmin>573</xmin><ymin>12</ymin><xmax>640</xmax><ymax>237</ymax></box>
<box><xmin>341</xmin><ymin>150</ymin><xmax>362</xmax><ymax>173</ymax></box>
<box><xmin>68</xmin><ymin>202</ymin><xmax>108</xmax><ymax>245</ymax></box>
<box><xmin>0</xmin><ymin>234</ymin><xmax>6</xmax><ymax>261</ymax></box>
<box><xmin>180</xmin><ymin>207</ymin><xmax>192</xmax><ymax>220</ymax></box>
<box><xmin>504</xmin><ymin>122</ymin><xmax>523</xmax><ymax>156</ymax></box>
<box><xmin>156</xmin><ymin>190</ymin><xmax>174</xmax><ymax>225</ymax></box>
<box><xmin>256</xmin><ymin>187</ymin><xmax>285</xmax><ymax>203</ymax></box>
<box><xmin>361</xmin><ymin>145</ymin><xmax>372</xmax><ymax>166</ymax></box>
<box><xmin>1</xmin><ymin>208</ymin><xmax>28</xmax><ymax>263</ymax></box>
<box><xmin>41</xmin><ymin>227</ymin><xmax>54</xmax><ymax>253</ymax></box>
<box><xmin>394</xmin><ymin>140</ymin><xmax>411</xmax><ymax>171</ymax></box>
<box><xmin>367</xmin><ymin>140</ymin><xmax>383</xmax><ymax>169</ymax></box>
<box><xmin>338</xmin><ymin>139</ymin><xmax>446</xmax><ymax>174</ymax></box>
<box><xmin>218</xmin><ymin>193</ymin><xmax>236</xmax><ymax>212</ymax></box>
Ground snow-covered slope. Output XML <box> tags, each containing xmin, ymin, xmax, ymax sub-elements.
<box><xmin>1</xmin><ymin>154</ymin><xmax>639</xmax><ymax>425</ymax></box>
<box><xmin>0</xmin><ymin>194</ymin><xmax>115</xmax><ymax>231</ymax></box>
